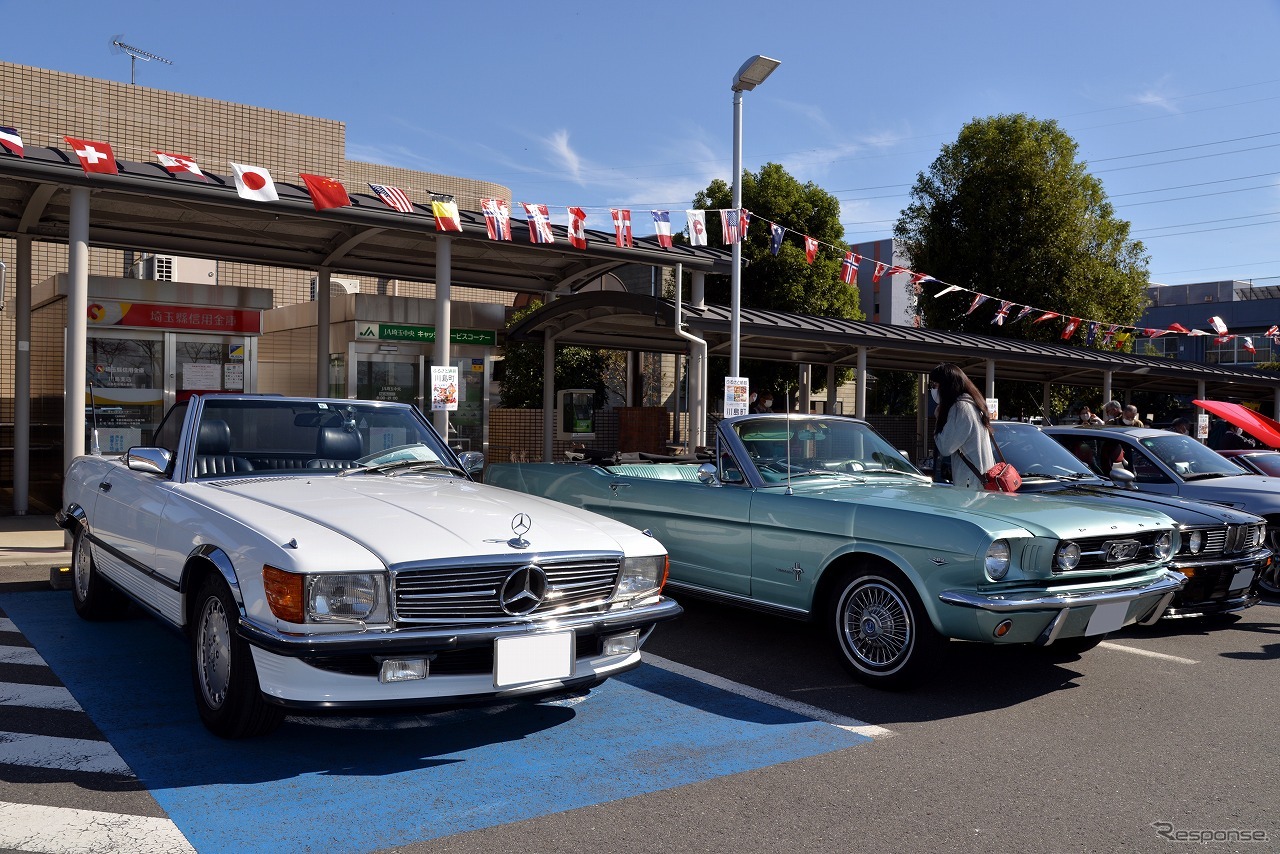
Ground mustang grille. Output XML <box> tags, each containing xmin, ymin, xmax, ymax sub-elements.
<box><xmin>1056</xmin><ymin>529</ymin><xmax>1171</xmax><ymax>573</ymax></box>
<box><xmin>391</xmin><ymin>554</ymin><xmax>621</xmax><ymax>623</ymax></box>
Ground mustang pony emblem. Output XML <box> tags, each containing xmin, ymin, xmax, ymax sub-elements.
<box><xmin>776</xmin><ymin>562</ymin><xmax>804</xmax><ymax>581</ymax></box>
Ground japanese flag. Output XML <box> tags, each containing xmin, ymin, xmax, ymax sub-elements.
<box><xmin>230</xmin><ymin>162</ymin><xmax>279</xmax><ymax>202</ymax></box>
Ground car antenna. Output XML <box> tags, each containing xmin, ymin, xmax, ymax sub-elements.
<box><xmin>784</xmin><ymin>409</ymin><xmax>794</xmax><ymax>495</ymax></box>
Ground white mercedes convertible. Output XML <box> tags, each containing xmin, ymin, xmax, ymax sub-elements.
<box><xmin>58</xmin><ymin>394</ymin><xmax>678</xmax><ymax>737</ymax></box>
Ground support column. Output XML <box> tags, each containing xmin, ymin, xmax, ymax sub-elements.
<box><xmin>855</xmin><ymin>347</ymin><xmax>867</xmax><ymax>419</ymax></box>
<box><xmin>985</xmin><ymin>359</ymin><xmax>995</xmax><ymax>400</ymax></box>
<box><xmin>542</xmin><ymin>334</ymin><xmax>556</xmax><ymax>462</ymax></box>
<box><xmin>64</xmin><ymin>188</ymin><xmax>89</xmax><ymax>476</ymax></box>
<box><xmin>691</xmin><ymin>271</ymin><xmax>706</xmax><ymax>310</ymax></box>
<box><xmin>1042</xmin><ymin>382</ymin><xmax>1051</xmax><ymax>425</ymax></box>
<box><xmin>825</xmin><ymin>365</ymin><xmax>837</xmax><ymax>414</ymax></box>
<box><xmin>315</xmin><ymin>268</ymin><xmax>330</xmax><ymax>397</ymax></box>
<box><xmin>14</xmin><ymin>236</ymin><xmax>31</xmax><ymax>514</ymax></box>
<box><xmin>1102</xmin><ymin>370</ymin><xmax>1113</xmax><ymax>406</ymax></box>
<box><xmin>433</xmin><ymin>236</ymin><xmax>453</xmax><ymax>439</ymax></box>
<box><xmin>798</xmin><ymin>364</ymin><xmax>811</xmax><ymax>413</ymax></box>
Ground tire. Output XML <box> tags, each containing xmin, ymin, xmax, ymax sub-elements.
<box><xmin>190</xmin><ymin>575</ymin><xmax>284</xmax><ymax>738</ymax></box>
<box><xmin>70</xmin><ymin>528</ymin><xmax>129</xmax><ymax>620</ymax></box>
<box><xmin>1259</xmin><ymin>527</ymin><xmax>1280</xmax><ymax>596</ymax></box>
<box><xmin>826</xmin><ymin>568</ymin><xmax>944</xmax><ymax>689</ymax></box>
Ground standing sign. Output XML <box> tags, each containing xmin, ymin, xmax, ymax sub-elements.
<box><xmin>431</xmin><ymin>365</ymin><xmax>459</xmax><ymax>411</ymax></box>
<box><xmin>724</xmin><ymin>377</ymin><xmax>750</xmax><ymax>417</ymax></box>
<box><xmin>985</xmin><ymin>398</ymin><xmax>1000</xmax><ymax>421</ymax></box>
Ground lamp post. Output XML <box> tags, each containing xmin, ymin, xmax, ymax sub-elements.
<box><xmin>729</xmin><ymin>55</ymin><xmax>780</xmax><ymax>380</ymax></box>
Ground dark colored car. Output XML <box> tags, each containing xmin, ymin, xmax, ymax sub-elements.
<box><xmin>996</xmin><ymin>422</ymin><xmax>1268</xmax><ymax>617</ymax></box>
<box><xmin>1217</xmin><ymin>448</ymin><xmax>1280</xmax><ymax>478</ymax></box>
<box><xmin>1044</xmin><ymin>424</ymin><xmax>1280</xmax><ymax>598</ymax></box>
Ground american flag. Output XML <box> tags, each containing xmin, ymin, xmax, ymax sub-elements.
<box><xmin>522</xmin><ymin>203</ymin><xmax>555</xmax><ymax>244</ymax></box>
<box><xmin>369</xmin><ymin>183</ymin><xmax>414</xmax><ymax>213</ymax></box>
<box><xmin>719</xmin><ymin>209</ymin><xmax>741</xmax><ymax>244</ymax></box>
<box><xmin>481</xmin><ymin>198</ymin><xmax>512</xmax><ymax>240</ymax></box>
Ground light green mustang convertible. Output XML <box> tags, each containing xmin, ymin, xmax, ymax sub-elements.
<box><xmin>486</xmin><ymin>414</ymin><xmax>1186</xmax><ymax>688</ymax></box>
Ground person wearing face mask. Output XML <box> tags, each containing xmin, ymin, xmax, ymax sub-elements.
<box><xmin>1120</xmin><ymin>405</ymin><xmax>1145</xmax><ymax>427</ymax></box>
<box><xmin>752</xmin><ymin>393</ymin><xmax>774</xmax><ymax>414</ymax></box>
<box><xmin>1078</xmin><ymin>405</ymin><xmax>1104</xmax><ymax>426</ymax></box>
<box><xmin>929</xmin><ymin>363</ymin><xmax>994</xmax><ymax>490</ymax></box>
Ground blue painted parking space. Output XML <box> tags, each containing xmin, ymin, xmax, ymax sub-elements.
<box><xmin>1</xmin><ymin>591</ymin><xmax>872</xmax><ymax>853</ymax></box>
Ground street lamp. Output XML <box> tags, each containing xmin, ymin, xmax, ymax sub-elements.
<box><xmin>729</xmin><ymin>55</ymin><xmax>780</xmax><ymax>380</ymax></box>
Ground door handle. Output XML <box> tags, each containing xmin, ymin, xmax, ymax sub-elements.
<box><xmin>98</xmin><ymin>482</ymin><xmax>112</xmax><ymax>492</ymax></box>
<box><xmin>609</xmin><ymin>482</ymin><xmax>631</xmax><ymax>497</ymax></box>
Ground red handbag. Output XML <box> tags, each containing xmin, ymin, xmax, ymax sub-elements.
<box><xmin>957</xmin><ymin>445</ymin><xmax>1022</xmax><ymax>492</ymax></box>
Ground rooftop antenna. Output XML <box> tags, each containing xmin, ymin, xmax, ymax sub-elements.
<box><xmin>110</xmin><ymin>36</ymin><xmax>173</xmax><ymax>85</ymax></box>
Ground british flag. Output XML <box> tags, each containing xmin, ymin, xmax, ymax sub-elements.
<box><xmin>369</xmin><ymin>183</ymin><xmax>414</xmax><ymax>214</ymax></box>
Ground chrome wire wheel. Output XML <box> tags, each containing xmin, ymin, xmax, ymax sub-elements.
<box><xmin>840</xmin><ymin>579</ymin><xmax>913</xmax><ymax>672</ymax></box>
<box><xmin>196</xmin><ymin>595</ymin><xmax>233</xmax><ymax>711</ymax></box>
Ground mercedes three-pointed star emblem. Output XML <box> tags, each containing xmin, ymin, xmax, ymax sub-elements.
<box><xmin>509</xmin><ymin>513</ymin><xmax>532</xmax><ymax>549</ymax></box>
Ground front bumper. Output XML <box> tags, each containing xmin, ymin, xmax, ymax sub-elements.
<box><xmin>1164</xmin><ymin>551</ymin><xmax>1268</xmax><ymax>618</ymax></box>
<box><xmin>938</xmin><ymin>570</ymin><xmax>1186</xmax><ymax>645</ymax></box>
<box><xmin>237</xmin><ymin>597</ymin><xmax>683</xmax><ymax>709</ymax></box>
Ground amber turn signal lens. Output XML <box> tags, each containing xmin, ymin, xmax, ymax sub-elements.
<box><xmin>993</xmin><ymin>619</ymin><xmax>1013</xmax><ymax>638</ymax></box>
<box><xmin>659</xmin><ymin>556</ymin><xmax>670</xmax><ymax>590</ymax></box>
<box><xmin>263</xmin><ymin>565</ymin><xmax>305</xmax><ymax>623</ymax></box>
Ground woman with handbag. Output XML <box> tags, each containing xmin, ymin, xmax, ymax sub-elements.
<box><xmin>930</xmin><ymin>362</ymin><xmax>997</xmax><ymax>491</ymax></box>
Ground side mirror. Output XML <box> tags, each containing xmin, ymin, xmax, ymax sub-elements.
<box><xmin>126</xmin><ymin>447</ymin><xmax>173</xmax><ymax>476</ymax></box>
<box><xmin>696</xmin><ymin>462</ymin><xmax>720</xmax><ymax>485</ymax></box>
<box><xmin>1109</xmin><ymin>464</ymin><xmax>1138</xmax><ymax>490</ymax></box>
<box><xmin>457</xmin><ymin>451</ymin><xmax>485</xmax><ymax>477</ymax></box>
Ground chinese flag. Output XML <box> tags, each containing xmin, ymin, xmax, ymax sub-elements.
<box><xmin>299</xmin><ymin>173</ymin><xmax>351</xmax><ymax>210</ymax></box>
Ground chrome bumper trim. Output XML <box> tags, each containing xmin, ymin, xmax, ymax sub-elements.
<box><xmin>237</xmin><ymin>596</ymin><xmax>683</xmax><ymax>658</ymax></box>
<box><xmin>938</xmin><ymin>570</ymin><xmax>1186</xmax><ymax>614</ymax></box>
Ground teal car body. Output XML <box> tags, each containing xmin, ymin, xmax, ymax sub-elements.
<box><xmin>487</xmin><ymin>414</ymin><xmax>1185</xmax><ymax>687</ymax></box>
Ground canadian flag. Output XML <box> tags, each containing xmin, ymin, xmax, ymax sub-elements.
<box><xmin>803</xmin><ymin>236</ymin><xmax>818</xmax><ymax>263</ymax></box>
<box><xmin>230</xmin><ymin>162</ymin><xmax>279</xmax><ymax>202</ymax></box>
<box><xmin>1208</xmin><ymin>315</ymin><xmax>1229</xmax><ymax>335</ymax></box>
<box><xmin>154</xmin><ymin>150</ymin><xmax>207</xmax><ymax>181</ymax></box>
<box><xmin>567</xmin><ymin>207</ymin><xmax>587</xmax><ymax>249</ymax></box>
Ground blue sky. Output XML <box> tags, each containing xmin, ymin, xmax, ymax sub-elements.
<box><xmin>4</xmin><ymin>0</ymin><xmax>1280</xmax><ymax>286</ymax></box>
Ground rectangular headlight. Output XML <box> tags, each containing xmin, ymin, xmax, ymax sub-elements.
<box><xmin>615</xmin><ymin>554</ymin><xmax>668</xmax><ymax>599</ymax></box>
<box><xmin>307</xmin><ymin>573</ymin><xmax>389</xmax><ymax>623</ymax></box>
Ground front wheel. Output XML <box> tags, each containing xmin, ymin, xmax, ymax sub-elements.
<box><xmin>1259</xmin><ymin>527</ymin><xmax>1280</xmax><ymax>596</ymax></box>
<box><xmin>190</xmin><ymin>575</ymin><xmax>284</xmax><ymax>738</ymax></box>
<box><xmin>71</xmin><ymin>528</ymin><xmax>129</xmax><ymax>620</ymax></box>
<box><xmin>826</xmin><ymin>568</ymin><xmax>944</xmax><ymax>689</ymax></box>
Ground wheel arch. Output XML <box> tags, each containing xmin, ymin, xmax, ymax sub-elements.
<box><xmin>181</xmin><ymin>545</ymin><xmax>243</xmax><ymax>627</ymax></box>
<box><xmin>814</xmin><ymin>548</ymin><xmax>942</xmax><ymax>632</ymax></box>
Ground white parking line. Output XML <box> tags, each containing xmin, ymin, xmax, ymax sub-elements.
<box><xmin>1098</xmin><ymin>642</ymin><xmax>1198</xmax><ymax>665</ymax></box>
<box><xmin>0</xmin><ymin>646</ymin><xmax>46</xmax><ymax>667</ymax></box>
<box><xmin>643</xmin><ymin>653</ymin><xmax>894</xmax><ymax>739</ymax></box>
<box><xmin>0</xmin><ymin>801</ymin><xmax>195</xmax><ymax>854</ymax></box>
<box><xmin>0</xmin><ymin>682</ymin><xmax>82</xmax><ymax>712</ymax></box>
<box><xmin>0</xmin><ymin>732</ymin><xmax>133</xmax><ymax>776</ymax></box>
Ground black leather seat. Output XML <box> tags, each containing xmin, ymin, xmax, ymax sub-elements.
<box><xmin>307</xmin><ymin>427</ymin><xmax>363</xmax><ymax>469</ymax></box>
<box><xmin>194</xmin><ymin>419</ymin><xmax>255</xmax><ymax>477</ymax></box>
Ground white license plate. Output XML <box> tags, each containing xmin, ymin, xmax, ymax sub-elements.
<box><xmin>494</xmin><ymin>631</ymin><xmax>574</xmax><ymax>688</ymax></box>
<box><xmin>1085</xmin><ymin>601</ymin><xmax>1129</xmax><ymax>636</ymax></box>
<box><xmin>1232</xmin><ymin>568</ymin><xmax>1256</xmax><ymax>590</ymax></box>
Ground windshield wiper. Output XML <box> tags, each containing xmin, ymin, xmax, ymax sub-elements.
<box><xmin>1182</xmin><ymin>471</ymin><xmax>1235</xmax><ymax>481</ymax></box>
<box><xmin>340</xmin><ymin>459</ymin><xmax>467</xmax><ymax>478</ymax></box>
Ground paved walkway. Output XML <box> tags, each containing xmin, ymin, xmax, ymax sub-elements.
<box><xmin>0</xmin><ymin>515</ymin><xmax>72</xmax><ymax>583</ymax></box>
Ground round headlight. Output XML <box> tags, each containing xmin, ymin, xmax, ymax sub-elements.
<box><xmin>1185</xmin><ymin>530</ymin><xmax>1204</xmax><ymax>554</ymax></box>
<box><xmin>985</xmin><ymin>539</ymin><xmax>1011</xmax><ymax>580</ymax></box>
<box><xmin>1154</xmin><ymin>531</ymin><xmax>1174</xmax><ymax>560</ymax></box>
<box><xmin>1055</xmin><ymin>541</ymin><xmax>1081</xmax><ymax>572</ymax></box>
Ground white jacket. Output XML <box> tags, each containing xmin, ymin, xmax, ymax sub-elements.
<box><xmin>936</xmin><ymin>394</ymin><xmax>995</xmax><ymax>490</ymax></box>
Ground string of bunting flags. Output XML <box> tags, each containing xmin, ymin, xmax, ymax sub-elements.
<box><xmin>2</xmin><ymin>123</ymin><xmax>1269</xmax><ymax>349</ymax></box>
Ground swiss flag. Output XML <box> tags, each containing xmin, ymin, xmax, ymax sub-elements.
<box><xmin>64</xmin><ymin>136</ymin><xmax>117</xmax><ymax>175</ymax></box>
<box><xmin>299</xmin><ymin>173</ymin><xmax>351</xmax><ymax>211</ymax></box>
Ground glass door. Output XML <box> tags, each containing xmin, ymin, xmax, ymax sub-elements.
<box><xmin>355</xmin><ymin>354</ymin><xmax>425</xmax><ymax>410</ymax></box>
<box><xmin>86</xmin><ymin>331</ymin><xmax>164</xmax><ymax>453</ymax></box>
<box><xmin>174</xmin><ymin>333</ymin><xmax>256</xmax><ymax>404</ymax></box>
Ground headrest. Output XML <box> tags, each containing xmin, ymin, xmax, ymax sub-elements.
<box><xmin>316</xmin><ymin>426</ymin><xmax>362</xmax><ymax>461</ymax></box>
<box><xmin>197</xmin><ymin>419</ymin><xmax>232</xmax><ymax>455</ymax></box>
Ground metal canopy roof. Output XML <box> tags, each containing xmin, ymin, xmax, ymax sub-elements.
<box><xmin>507</xmin><ymin>291</ymin><xmax>1280</xmax><ymax>400</ymax></box>
<box><xmin>0</xmin><ymin>147</ymin><xmax>733</xmax><ymax>291</ymax></box>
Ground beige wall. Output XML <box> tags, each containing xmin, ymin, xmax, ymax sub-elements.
<box><xmin>0</xmin><ymin>61</ymin><xmax>513</xmax><ymax>423</ymax></box>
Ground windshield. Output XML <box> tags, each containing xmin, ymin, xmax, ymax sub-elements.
<box><xmin>189</xmin><ymin>398</ymin><xmax>453</xmax><ymax>479</ymax></box>
<box><xmin>992</xmin><ymin>422</ymin><xmax>1100</xmax><ymax>480</ymax></box>
<box><xmin>732</xmin><ymin>416</ymin><xmax>924</xmax><ymax>482</ymax></box>
<box><xmin>1139</xmin><ymin>433</ymin><xmax>1251</xmax><ymax>479</ymax></box>
<box><xmin>1230</xmin><ymin>452</ymin><xmax>1280</xmax><ymax>477</ymax></box>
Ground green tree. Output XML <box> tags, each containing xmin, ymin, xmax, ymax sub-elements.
<box><xmin>496</xmin><ymin>302</ymin><xmax>619</xmax><ymax>408</ymax></box>
<box><xmin>895</xmin><ymin>114</ymin><xmax>1149</xmax><ymax>345</ymax></box>
<box><xmin>693</xmin><ymin>162</ymin><xmax>863</xmax><ymax>401</ymax></box>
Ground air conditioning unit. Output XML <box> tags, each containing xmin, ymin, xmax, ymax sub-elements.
<box><xmin>141</xmin><ymin>254</ymin><xmax>218</xmax><ymax>283</ymax></box>
<box><xmin>310</xmin><ymin>276</ymin><xmax>361</xmax><ymax>300</ymax></box>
